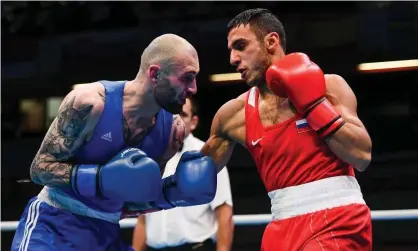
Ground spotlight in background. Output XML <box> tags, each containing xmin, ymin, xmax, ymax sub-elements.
<box><xmin>209</xmin><ymin>73</ymin><xmax>242</xmax><ymax>83</ymax></box>
<box><xmin>357</xmin><ymin>59</ymin><xmax>418</xmax><ymax>73</ymax></box>
<box><xmin>72</xmin><ymin>83</ymin><xmax>89</xmax><ymax>89</ymax></box>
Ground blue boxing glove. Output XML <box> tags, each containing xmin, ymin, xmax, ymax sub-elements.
<box><xmin>71</xmin><ymin>148</ymin><xmax>161</xmax><ymax>202</ymax></box>
<box><xmin>121</xmin><ymin>151</ymin><xmax>217</xmax><ymax>218</ymax></box>
<box><xmin>157</xmin><ymin>150</ymin><xmax>217</xmax><ymax>209</ymax></box>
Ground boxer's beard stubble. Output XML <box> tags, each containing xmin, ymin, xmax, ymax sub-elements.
<box><xmin>153</xmin><ymin>76</ymin><xmax>183</xmax><ymax>114</ymax></box>
<box><xmin>249</xmin><ymin>51</ymin><xmax>272</xmax><ymax>87</ymax></box>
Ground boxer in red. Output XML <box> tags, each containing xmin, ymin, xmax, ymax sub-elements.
<box><xmin>200</xmin><ymin>8</ymin><xmax>373</xmax><ymax>251</ymax></box>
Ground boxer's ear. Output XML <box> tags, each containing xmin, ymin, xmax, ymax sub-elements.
<box><xmin>265</xmin><ymin>32</ymin><xmax>280</xmax><ymax>54</ymax></box>
<box><xmin>148</xmin><ymin>65</ymin><xmax>160</xmax><ymax>84</ymax></box>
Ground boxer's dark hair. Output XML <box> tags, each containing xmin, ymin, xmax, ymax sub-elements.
<box><xmin>227</xmin><ymin>8</ymin><xmax>286</xmax><ymax>53</ymax></box>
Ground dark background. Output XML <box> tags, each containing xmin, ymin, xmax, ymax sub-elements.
<box><xmin>2</xmin><ymin>2</ymin><xmax>418</xmax><ymax>250</ymax></box>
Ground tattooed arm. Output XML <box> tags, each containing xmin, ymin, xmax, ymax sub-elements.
<box><xmin>30</xmin><ymin>88</ymin><xmax>104</xmax><ymax>186</ymax></box>
<box><xmin>157</xmin><ymin>115</ymin><xmax>186</xmax><ymax>172</ymax></box>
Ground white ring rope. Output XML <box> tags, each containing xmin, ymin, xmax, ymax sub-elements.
<box><xmin>1</xmin><ymin>209</ymin><xmax>418</xmax><ymax>231</ymax></box>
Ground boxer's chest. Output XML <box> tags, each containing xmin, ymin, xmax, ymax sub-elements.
<box><xmin>258</xmin><ymin>99</ymin><xmax>297</xmax><ymax>128</ymax></box>
<box><xmin>247</xmin><ymin>98</ymin><xmax>315</xmax><ymax>158</ymax></box>
<box><xmin>123</xmin><ymin>115</ymin><xmax>156</xmax><ymax>146</ymax></box>
<box><xmin>228</xmin><ymin>99</ymin><xmax>298</xmax><ymax>147</ymax></box>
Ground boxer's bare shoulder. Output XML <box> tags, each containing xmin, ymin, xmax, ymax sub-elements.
<box><xmin>30</xmin><ymin>82</ymin><xmax>105</xmax><ymax>186</ymax></box>
<box><xmin>324</xmin><ymin>74</ymin><xmax>357</xmax><ymax>108</ymax></box>
<box><xmin>201</xmin><ymin>92</ymin><xmax>247</xmax><ymax>172</ymax></box>
<box><xmin>78</xmin><ymin>81</ymin><xmax>107</xmax><ymax>103</ymax></box>
<box><xmin>324</xmin><ymin>74</ymin><xmax>362</xmax><ymax>119</ymax></box>
<box><xmin>219</xmin><ymin>93</ymin><xmax>247</xmax><ymax>144</ymax></box>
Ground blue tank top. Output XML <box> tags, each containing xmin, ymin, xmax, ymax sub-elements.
<box><xmin>59</xmin><ymin>80</ymin><xmax>173</xmax><ymax>213</ymax></box>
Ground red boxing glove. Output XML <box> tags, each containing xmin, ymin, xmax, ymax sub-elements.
<box><xmin>266</xmin><ymin>53</ymin><xmax>345</xmax><ymax>138</ymax></box>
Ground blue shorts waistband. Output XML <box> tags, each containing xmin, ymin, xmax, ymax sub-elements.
<box><xmin>37</xmin><ymin>187</ymin><xmax>121</xmax><ymax>223</ymax></box>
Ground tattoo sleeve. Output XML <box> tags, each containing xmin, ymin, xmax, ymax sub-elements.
<box><xmin>30</xmin><ymin>96</ymin><xmax>93</xmax><ymax>186</ymax></box>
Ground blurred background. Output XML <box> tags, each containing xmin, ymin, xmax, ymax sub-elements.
<box><xmin>1</xmin><ymin>1</ymin><xmax>418</xmax><ymax>250</ymax></box>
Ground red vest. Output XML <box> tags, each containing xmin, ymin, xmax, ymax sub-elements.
<box><xmin>244</xmin><ymin>87</ymin><xmax>355</xmax><ymax>192</ymax></box>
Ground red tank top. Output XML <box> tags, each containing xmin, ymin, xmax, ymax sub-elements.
<box><xmin>245</xmin><ymin>87</ymin><xmax>355</xmax><ymax>192</ymax></box>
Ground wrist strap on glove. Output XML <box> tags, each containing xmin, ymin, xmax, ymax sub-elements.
<box><xmin>71</xmin><ymin>164</ymin><xmax>100</xmax><ymax>197</ymax></box>
<box><xmin>161</xmin><ymin>176</ymin><xmax>178</xmax><ymax>208</ymax></box>
<box><xmin>306</xmin><ymin>98</ymin><xmax>346</xmax><ymax>138</ymax></box>
<box><xmin>121</xmin><ymin>202</ymin><xmax>164</xmax><ymax>218</ymax></box>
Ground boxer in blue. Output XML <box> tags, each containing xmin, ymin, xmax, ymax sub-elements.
<box><xmin>11</xmin><ymin>34</ymin><xmax>217</xmax><ymax>251</ymax></box>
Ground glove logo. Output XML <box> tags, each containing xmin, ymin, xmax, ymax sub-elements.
<box><xmin>296</xmin><ymin>119</ymin><xmax>313</xmax><ymax>133</ymax></box>
<box><xmin>120</xmin><ymin>148</ymin><xmax>139</xmax><ymax>157</ymax></box>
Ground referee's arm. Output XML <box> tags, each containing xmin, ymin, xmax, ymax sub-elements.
<box><xmin>215</xmin><ymin>203</ymin><xmax>234</xmax><ymax>251</ymax></box>
<box><xmin>212</xmin><ymin>167</ymin><xmax>234</xmax><ymax>251</ymax></box>
<box><xmin>132</xmin><ymin>215</ymin><xmax>147</xmax><ymax>251</ymax></box>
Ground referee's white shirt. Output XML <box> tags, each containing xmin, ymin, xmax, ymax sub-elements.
<box><xmin>145</xmin><ymin>134</ymin><xmax>233</xmax><ymax>249</ymax></box>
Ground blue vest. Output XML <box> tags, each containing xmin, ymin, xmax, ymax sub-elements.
<box><xmin>60</xmin><ymin>80</ymin><xmax>173</xmax><ymax>213</ymax></box>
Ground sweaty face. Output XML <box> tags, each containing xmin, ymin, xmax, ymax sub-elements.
<box><xmin>227</xmin><ymin>25</ymin><xmax>271</xmax><ymax>87</ymax></box>
<box><xmin>153</xmin><ymin>53</ymin><xmax>199</xmax><ymax>114</ymax></box>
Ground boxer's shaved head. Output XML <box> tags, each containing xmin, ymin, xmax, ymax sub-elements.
<box><xmin>140</xmin><ymin>33</ymin><xmax>198</xmax><ymax>75</ymax></box>
<box><xmin>139</xmin><ymin>34</ymin><xmax>199</xmax><ymax>114</ymax></box>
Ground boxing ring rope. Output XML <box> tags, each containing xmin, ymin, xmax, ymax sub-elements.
<box><xmin>1</xmin><ymin>209</ymin><xmax>418</xmax><ymax>231</ymax></box>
